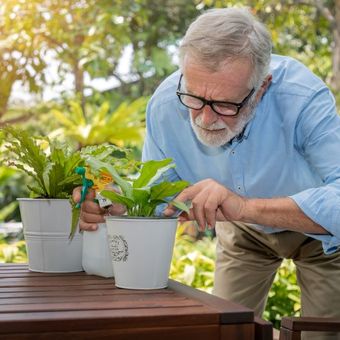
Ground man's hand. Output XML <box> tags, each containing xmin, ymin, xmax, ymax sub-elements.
<box><xmin>163</xmin><ymin>178</ymin><xmax>247</xmax><ymax>230</ymax></box>
<box><xmin>72</xmin><ymin>186</ymin><xmax>126</xmax><ymax>231</ymax></box>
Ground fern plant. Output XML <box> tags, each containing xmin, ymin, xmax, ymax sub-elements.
<box><xmin>2</xmin><ymin>127</ymin><xmax>83</xmax><ymax>198</ymax></box>
<box><xmin>1</xmin><ymin>127</ymin><xmax>84</xmax><ymax>238</ymax></box>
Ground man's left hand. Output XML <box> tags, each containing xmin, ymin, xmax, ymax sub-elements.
<box><xmin>163</xmin><ymin>178</ymin><xmax>247</xmax><ymax>230</ymax></box>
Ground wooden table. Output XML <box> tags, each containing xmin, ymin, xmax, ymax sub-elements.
<box><xmin>0</xmin><ymin>264</ymin><xmax>272</xmax><ymax>339</ymax></box>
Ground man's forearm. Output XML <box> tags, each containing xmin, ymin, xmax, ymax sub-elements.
<box><xmin>240</xmin><ymin>197</ymin><xmax>328</xmax><ymax>234</ymax></box>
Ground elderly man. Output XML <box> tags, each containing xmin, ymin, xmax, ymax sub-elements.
<box><xmin>74</xmin><ymin>7</ymin><xmax>340</xmax><ymax>339</ymax></box>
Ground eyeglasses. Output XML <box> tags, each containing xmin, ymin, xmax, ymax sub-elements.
<box><xmin>176</xmin><ymin>74</ymin><xmax>255</xmax><ymax>116</ymax></box>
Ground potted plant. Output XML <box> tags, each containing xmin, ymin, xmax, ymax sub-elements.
<box><xmin>84</xmin><ymin>155</ymin><xmax>189</xmax><ymax>289</ymax></box>
<box><xmin>78</xmin><ymin>144</ymin><xmax>136</xmax><ymax>279</ymax></box>
<box><xmin>1</xmin><ymin>127</ymin><xmax>83</xmax><ymax>272</ymax></box>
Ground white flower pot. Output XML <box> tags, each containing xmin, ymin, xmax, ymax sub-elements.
<box><xmin>82</xmin><ymin>223</ymin><xmax>114</xmax><ymax>278</ymax></box>
<box><xmin>105</xmin><ymin>216</ymin><xmax>178</xmax><ymax>290</ymax></box>
<box><xmin>17</xmin><ymin>198</ymin><xmax>83</xmax><ymax>273</ymax></box>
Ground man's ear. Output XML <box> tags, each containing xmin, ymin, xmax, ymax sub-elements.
<box><xmin>262</xmin><ymin>74</ymin><xmax>272</xmax><ymax>91</ymax></box>
<box><xmin>256</xmin><ymin>74</ymin><xmax>272</xmax><ymax>101</ymax></box>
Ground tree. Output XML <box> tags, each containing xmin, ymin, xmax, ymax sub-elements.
<box><xmin>0</xmin><ymin>1</ymin><xmax>47</xmax><ymax>124</ymax></box>
<box><xmin>0</xmin><ymin>0</ymin><xmax>201</xmax><ymax>121</ymax></box>
<box><xmin>258</xmin><ymin>0</ymin><xmax>340</xmax><ymax>92</ymax></box>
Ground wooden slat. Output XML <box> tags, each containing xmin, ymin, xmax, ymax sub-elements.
<box><xmin>0</xmin><ymin>288</ymin><xmax>175</xmax><ymax>299</ymax></box>
<box><xmin>0</xmin><ymin>284</ymin><xmax>115</xmax><ymax>293</ymax></box>
<box><xmin>279</xmin><ymin>316</ymin><xmax>340</xmax><ymax>339</ymax></box>
<box><xmin>0</xmin><ymin>269</ymin><xmax>89</xmax><ymax>278</ymax></box>
<box><xmin>278</xmin><ymin>328</ymin><xmax>300</xmax><ymax>340</ymax></box>
<box><xmin>221</xmin><ymin>324</ymin><xmax>254</xmax><ymax>340</ymax></box>
<box><xmin>0</xmin><ymin>324</ymin><xmax>220</xmax><ymax>340</ymax></box>
<box><xmin>0</xmin><ymin>264</ymin><xmax>257</xmax><ymax>338</ymax></box>
<box><xmin>0</xmin><ymin>293</ymin><xmax>191</xmax><ymax>305</ymax></box>
<box><xmin>0</xmin><ymin>307</ymin><xmax>219</xmax><ymax>334</ymax></box>
<box><xmin>168</xmin><ymin>279</ymin><xmax>254</xmax><ymax>324</ymax></box>
<box><xmin>281</xmin><ymin>317</ymin><xmax>340</xmax><ymax>332</ymax></box>
<box><xmin>0</xmin><ymin>277</ymin><xmax>110</xmax><ymax>287</ymax></box>
<box><xmin>254</xmin><ymin>316</ymin><xmax>273</xmax><ymax>340</ymax></box>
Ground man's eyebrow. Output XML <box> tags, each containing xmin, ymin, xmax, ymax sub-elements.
<box><xmin>183</xmin><ymin>86</ymin><xmax>247</xmax><ymax>103</ymax></box>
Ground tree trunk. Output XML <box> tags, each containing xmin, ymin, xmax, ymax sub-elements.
<box><xmin>73</xmin><ymin>34</ymin><xmax>85</xmax><ymax>116</ymax></box>
<box><xmin>73</xmin><ymin>60</ymin><xmax>85</xmax><ymax>115</ymax></box>
<box><xmin>331</xmin><ymin>0</ymin><xmax>340</xmax><ymax>91</ymax></box>
<box><xmin>0</xmin><ymin>87</ymin><xmax>11</xmax><ymax>121</ymax></box>
<box><xmin>0</xmin><ymin>69</ymin><xmax>16</xmax><ymax>121</ymax></box>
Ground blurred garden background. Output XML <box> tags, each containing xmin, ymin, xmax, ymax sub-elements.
<box><xmin>1</xmin><ymin>0</ymin><xmax>339</xmax><ymax>329</ymax></box>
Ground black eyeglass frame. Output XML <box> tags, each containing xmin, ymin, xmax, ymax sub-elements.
<box><xmin>176</xmin><ymin>74</ymin><xmax>255</xmax><ymax>117</ymax></box>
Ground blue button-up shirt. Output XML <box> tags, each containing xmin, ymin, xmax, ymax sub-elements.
<box><xmin>142</xmin><ymin>54</ymin><xmax>340</xmax><ymax>254</ymax></box>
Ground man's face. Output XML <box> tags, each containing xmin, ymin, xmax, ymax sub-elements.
<box><xmin>181</xmin><ymin>56</ymin><xmax>256</xmax><ymax>147</ymax></box>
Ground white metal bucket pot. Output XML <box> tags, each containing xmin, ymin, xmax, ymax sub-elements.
<box><xmin>17</xmin><ymin>198</ymin><xmax>83</xmax><ymax>273</ymax></box>
<box><xmin>82</xmin><ymin>223</ymin><xmax>114</xmax><ymax>278</ymax></box>
<box><xmin>105</xmin><ymin>216</ymin><xmax>178</xmax><ymax>289</ymax></box>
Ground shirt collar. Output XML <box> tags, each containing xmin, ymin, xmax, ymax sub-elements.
<box><xmin>227</xmin><ymin>114</ymin><xmax>255</xmax><ymax>145</ymax></box>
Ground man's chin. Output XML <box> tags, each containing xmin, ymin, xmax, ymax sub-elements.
<box><xmin>193</xmin><ymin>126</ymin><xmax>234</xmax><ymax>147</ymax></box>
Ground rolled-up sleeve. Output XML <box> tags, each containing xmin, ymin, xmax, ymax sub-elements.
<box><xmin>289</xmin><ymin>87</ymin><xmax>340</xmax><ymax>254</ymax></box>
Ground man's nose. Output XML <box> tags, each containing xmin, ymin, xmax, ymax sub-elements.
<box><xmin>201</xmin><ymin>104</ymin><xmax>219</xmax><ymax>126</ymax></box>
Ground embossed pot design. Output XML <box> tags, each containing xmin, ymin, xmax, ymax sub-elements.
<box><xmin>105</xmin><ymin>216</ymin><xmax>178</xmax><ymax>289</ymax></box>
<box><xmin>17</xmin><ymin>198</ymin><xmax>83</xmax><ymax>273</ymax></box>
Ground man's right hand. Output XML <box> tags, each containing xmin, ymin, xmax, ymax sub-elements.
<box><xmin>72</xmin><ymin>186</ymin><xmax>126</xmax><ymax>231</ymax></box>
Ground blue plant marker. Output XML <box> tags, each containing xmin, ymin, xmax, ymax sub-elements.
<box><xmin>75</xmin><ymin>166</ymin><xmax>94</xmax><ymax>208</ymax></box>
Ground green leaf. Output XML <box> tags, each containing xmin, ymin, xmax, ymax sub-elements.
<box><xmin>100</xmin><ymin>190</ymin><xmax>134</xmax><ymax>209</ymax></box>
<box><xmin>69</xmin><ymin>101</ymin><xmax>86</xmax><ymax>125</ymax></box>
<box><xmin>0</xmin><ymin>201</ymin><xmax>18</xmax><ymax>221</ymax></box>
<box><xmin>27</xmin><ymin>185</ymin><xmax>45</xmax><ymax>198</ymax></box>
<box><xmin>1</xmin><ymin>127</ymin><xmax>82</xmax><ymax>199</ymax></box>
<box><xmin>92</xmin><ymin>101</ymin><xmax>109</xmax><ymax>125</ymax></box>
<box><xmin>52</xmin><ymin>109</ymin><xmax>76</xmax><ymax>129</ymax></box>
<box><xmin>58</xmin><ymin>173</ymin><xmax>82</xmax><ymax>186</ymax></box>
<box><xmin>69</xmin><ymin>199</ymin><xmax>80</xmax><ymax>240</ymax></box>
<box><xmin>143</xmin><ymin>199</ymin><xmax>167</xmax><ymax>217</ymax></box>
<box><xmin>6</xmin><ymin>162</ymin><xmax>42</xmax><ymax>188</ymax></box>
<box><xmin>0</xmin><ymin>167</ymin><xmax>16</xmax><ymax>186</ymax></box>
<box><xmin>133</xmin><ymin>158</ymin><xmax>175</xmax><ymax>188</ymax></box>
<box><xmin>132</xmin><ymin>187</ymin><xmax>150</xmax><ymax>205</ymax></box>
<box><xmin>150</xmin><ymin>181</ymin><xmax>189</xmax><ymax>200</ymax></box>
<box><xmin>42</xmin><ymin>163</ymin><xmax>53</xmax><ymax>197</ymax></box>
<box><xmin>168</xmin><ymin>200</ymin><xmax>190</xmax><ymax>214</ymax></box>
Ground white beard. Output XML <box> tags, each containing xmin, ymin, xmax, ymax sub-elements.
<box><xmin>190</xmin><ymin>109</ymin><xmax>254</xmax><ymax>147</ymax></box>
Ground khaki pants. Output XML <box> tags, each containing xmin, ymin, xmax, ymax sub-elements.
<box><xmin>213</xmin><ymin>221</ymin><xmax>340</xmax><ymax>340</ymax></box>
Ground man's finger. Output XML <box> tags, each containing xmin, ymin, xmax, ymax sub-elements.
<box><xmin>163</xmin><ymin>187</ymin><xmax>197</xmax><ymax>216</ymax></box>
<box><xmin>191</xmin><ymin>199</ymin><xmax>206</xmax><ymax>231</ymax></box>
<box><xmin>204</xmin><ymin>194</ymin><xmax>219</xmax><ymax>229</ymax></box>
<box><xmin>174</xmin><ymin>185</ymin><xmax>200</xmax><ymax>203</ymax></box>
<box><xmin>82</xmin><ymin>200</ymin><xmax>103</xmax><ymax>214</ymax></box>
<box><xmin>80</xmin><ymin>210</ymin><xmax>105</xmax><ymax>224</ymax></box>
<box><xmin>72</xmin><ymin>186</ymin><xmax>82</xmax><ymax>203</ymax></box>
<box><xmin>79</xmin><ymin>221</ymin><xmax>98</xmax><ymax>231</ymax></box>
<box><xmin>73</xmin><ymin>187</ymin><xmax>96</xmax><ymax>204</ymax></box>
<box><xmin>163</xmin><ymin>205</ymin><xmax>178</xmax><ymax>216</ymax></box>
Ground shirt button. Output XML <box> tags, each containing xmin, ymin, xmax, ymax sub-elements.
<box><xmin>231</xmin><ymin>151</ymin><xmax>235</xmax><ymax>155</ymax></box>
<box><xmin>237</xmin><ymin>186</ymin><xmax>241</xmax><ymax>190</ymax></box>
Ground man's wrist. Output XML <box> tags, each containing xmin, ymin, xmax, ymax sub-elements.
<box><xmin>240</xmin><ymin>197</ymin><xmax>257</xmax><ymax>223</ymax></box>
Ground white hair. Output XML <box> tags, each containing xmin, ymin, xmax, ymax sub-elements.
<box><xmin>179</xmin><ymin>7</ymin><xmax>272</xmax><ymax>89</ymax></box>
